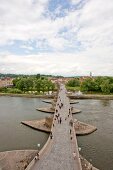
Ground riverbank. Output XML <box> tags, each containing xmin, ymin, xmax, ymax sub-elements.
<box><xmin>1</xmin><ymin>92</ymin><xmax>113</xmax><ymax>100</ymax></box>
<box><xmin>0</xmin><ymin>93</ymin><xmax>54</xmax><ymax>98</ymax></box>
<box><xmin>68</xmin><ymin>94</ymin><xmax>113</xmax><ymax>100</ymax></box>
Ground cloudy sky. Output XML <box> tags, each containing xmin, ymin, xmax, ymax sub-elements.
<box><xmin>0</xmin><ymin>0</ymin><xmax>113</xmax><ymax>76</ymax></box>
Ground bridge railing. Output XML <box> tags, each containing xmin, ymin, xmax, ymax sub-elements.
<box><xmin>72</xmin><ymin>122</ymin><xmax>82</xmax><ymax>170</ymax></box>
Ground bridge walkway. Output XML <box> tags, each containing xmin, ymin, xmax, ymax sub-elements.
<box><xmin>31</xmin><ymin>85</ymin><xmax>82</xmax><ymax>170</ymax></box>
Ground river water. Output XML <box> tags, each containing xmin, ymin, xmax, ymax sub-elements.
<box><xmin>0</xmin><ymin>96</ymin><xmax>49</xmax><ymax>152</ymax></box>
<box><xmin>73</xmin><ymin>99</ymin><xmax>113</xmax><ymax>170</ymax></box>
<box><xmin>0</xmin><ymin>97</ymin><xmax>113</xmax><ymax>170</ymax></box>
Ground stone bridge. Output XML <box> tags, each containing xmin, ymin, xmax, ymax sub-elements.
<box><xmin>27</xmin><ymin>84</ymin><xmax>82</xmax><ymax>170</ymax></box>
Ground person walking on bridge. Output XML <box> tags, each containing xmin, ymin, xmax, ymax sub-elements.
<box><xmin>50</xmin><ymin>131</ymin><xmax>53</xmax><ymax>139</ymax></box>
<box><xmin>73</xmin><ymin>151</ymin><xmax>76</xmax><ymax>160</ymax></box>
<box><xmin>34</xmin><ymin>152</ymin><xmax>39</xmax><ymax>160</ymax></box>
<box><xmin>59</xmin><ymin>117</ymin><xmax>62</xmax><ymax>124</ymax></box>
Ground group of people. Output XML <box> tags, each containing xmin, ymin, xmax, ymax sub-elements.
<box><xmin>54</xmin><ymin>96</ymin><xmax>64</xmax><ymax>124</ymax></box>
<box><xmin>34</xmin><ymin>151</ymin><xmax>40</xmax><ymax>161</ymax></box>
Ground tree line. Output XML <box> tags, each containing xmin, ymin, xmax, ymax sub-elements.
<box><xmin>66</xmin><ymin>76</ymin><xmax>113</xmax><ymax>94</ymax></box>
<box><xmin>0</xmin><ymin>76</ymin><xmax>55</xmax><ymax>94</ymax></box>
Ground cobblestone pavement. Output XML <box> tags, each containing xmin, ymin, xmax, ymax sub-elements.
<box><xmin>32</xmin><ymin>85</ymin><xmax>82</xmax><ymax>170</ymax></box>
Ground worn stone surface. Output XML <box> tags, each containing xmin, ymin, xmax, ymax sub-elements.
<box><xmin>72</xmin><ymin>108</ymin><xmax>81</xmax><ymax>114</ymax></box>
<box><xmin>21</xmin><ymin>119</ymin><xmax>51</xmax><ymax>133</ymax></box>
<box><xmin>31</xmin><ymin>85</ymin><xmax>82</xmax><ymax>170</ymax></box>
<box><xmin>0</xmin><ymin>150</ymin><xmax>37</xmax><ymax>170</ymax></box>
<box><xmin>74</xmin><ymin>119</ymin><xmax>97</xmax><ymax>135</ymax></box>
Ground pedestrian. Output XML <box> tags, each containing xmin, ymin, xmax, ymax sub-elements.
<box><xmin>70</xmin><ymin>136</ymin><xmax>73</xmax><ymax>140</ymax></box>
<box><xmin>37</xmin><ymin>152</ymin><xmax>39</xmax><ymax>160</ymax></box>
<box><xmin>71</xmin><ymin>107</ymin><xmax>73</xmax><ymax>111</ymax></box>
<box><xmin>73</xmin><ymin>151</ymin><xmax>76</xmax><ymax>159</ymax></box>
<box><xmin>60</xmin><ymin>117</ymin><xmax>62</xmax><ymax>124</ymax></box>
<box><xmin>34</xmin><ymin>152</ymin><xmax>39</xmax><ymax>160</ymax></box>
<box><xmin>70</xmin><ymin>129</ymin><xmax>72</xmax><ymax>134</ymax></box>
<box><xmin>58</xmin><ymin>118</ymin><xmax>60</xmax><ymax>124</ymax></box>
<box><xmin>50</xmin><ymin>131</ymin><xmax>53</xmax><ymax>139</ymax></box>
<box><xmin>55</xmin><ymin>115</ymin><xmax>57</xmax><ymax>119</ymax></box>
<box><xmin>69</xmin><ymin>119</ymin><xmax>73</xmax><ymax>127</ymax></box>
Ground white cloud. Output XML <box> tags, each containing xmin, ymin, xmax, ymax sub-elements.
<box><xmin>1</xmin><ymin>50</ymin><xmax>113</xmax><ymax>76</ymax></box>
<box><xmin>0</xmin><ymin>0</ymin><xmax>113</xmax><ymax>75</ymax></box>
<box><xmin>71</xmin><ymin>0</ymin><xmax>82</xmax><ymax>5</ymax></box>
<box><xmin>20</xmin><ymin>45</ymin><xmax>34</xmax><ymax>51</ymax></box>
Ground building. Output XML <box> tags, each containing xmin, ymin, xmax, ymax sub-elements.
<box><xmin>0</xmin><ymin>77</ymin><xmax>13</xmax><ymax>88</ymax></box>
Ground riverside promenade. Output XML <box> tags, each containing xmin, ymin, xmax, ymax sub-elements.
<box><xmin>31</xmin><ymin>84</ymin><xmax>82</xmax><ymax>170</ymax></box>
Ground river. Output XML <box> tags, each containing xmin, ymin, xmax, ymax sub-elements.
<box><xmin>0</xmin><ymin>96</ymin><xmax>49</xmax><ymax>152</ymax></box>
<box><xmin>0</xmin><ymin>96</ymin><xmax>113</xmax><ymax>170</ymax></box>
<box><xmin>73</xmin><ymin>99</ymin><xmax>113</xmax><ymax>170</ymax></box>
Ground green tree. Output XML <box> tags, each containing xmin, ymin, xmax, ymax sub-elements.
<box><xmin>13</xmin><ymin>78</ymin><xmax>20</xmax><ymax>86</ymax></box>
<box><xmin>24</xmin><ymin>78</ymin><xmax>33</xmax><ymax>91</ymax></box>
<box><xmin>51</xmin><ymin>83</ymin><xmax>55</xmax><ymax>92</ymax></box>
<box><xmin>110</xmin><ymin>84</ymin><xmax>113</xmax><ymax>93</ymax></box>
<box><xmin>80</xmin><ymin>78</ymin><xmax>95</xmax><ymax>92</ymax></box>
<box><xmin>16</xmin><ymin>79</ymin><xmax>25</xmax><ymax>91</ymax></box>
<box><xmin>16</xmin><ymin>78</ymin><xmax>33</xmax><ymax>92</ymax></box>
<box><xmin>100</xmin><ymin>80</ymin><xmax>111</xmax><ymax>94</ymax></box>
<box><xmin>36</xmin><ymin>74</ymin><xmax>40</xmax><ymax>79</ymax></box>
<box><xmin>46</xmin><ymin>80</ymin><xmax>55</xmax><ymax>94</ymax></box>
<box><xmin>41</xmin><ymin>79</ymin><xmax>47</xmax><ymax>93</ymax></box>
<box><xmin>35</xmin><ymin>79</ymin><xmax>42</xmax><ymax>93</ymax></box>
<box><xmin>46</xmin><ymin>80</ymin><xmax>52</xmax><ymax>94</ymax></box>
<box><xmin>66</xmin><ymin>79</ymin><xmax>80</xmax><ymax>87</ymax></box>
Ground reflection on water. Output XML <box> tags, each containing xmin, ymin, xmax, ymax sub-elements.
<box><xmin>73</xmin><ymin>99</ymin><xmax>113</xmax><ymax>170</ymax></box>
<box><xmin>0</xmin><ymin>96</ymin><xmax>49</xmax><ymax>152</ymax></box>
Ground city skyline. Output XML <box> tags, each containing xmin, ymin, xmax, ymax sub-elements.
<box><xmin>0</xmin><ymin>0</ymin><xmax>113</xmax><ymax>76</ymax></box>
